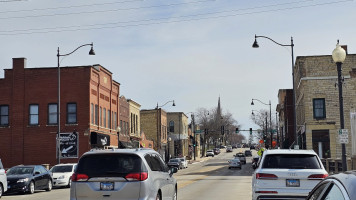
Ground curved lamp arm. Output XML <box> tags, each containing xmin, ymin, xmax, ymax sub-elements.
<box><xmin>156</xmin><ymin>100</ymin><xmax>175</xmax><ymax>109</ymax></box>
<box><xmin>251</xmin><ymin>98</ymin><xmax>270</xmax><ymax>106</ymax></box>
<box><xmin>58</xmin><ymin>43</ymin><xmax>94</xmax><ymax>57</ymax></box>
<box><xmin>255</xmin><ymin>35</ymin><xmax>293</xmax><ymax>47</ymax></box>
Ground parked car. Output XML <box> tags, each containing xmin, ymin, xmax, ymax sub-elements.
<box><xmin>178</xmin><ymin>157</ymin><xmax>188</xmax><ymax>169</ymax></box>
<box><xmin>251</xmin><ymin>156</ymin><xmax>260</xmax><ymax>169</ymax></box>
<box><xmin>71</xmin><ymin>148</ymin><xmax>178</xmax><ymax>200</ymax></box>
<box><xmin>228</xmin><ymin>158</ymin><xmax>241</xmax><ymax>169</ymax></box>
<box><xmin>50</xmin><ymin>163</ymin><xmax>77</xmax><ymax>188</ymax></box>
<box><xmin>252</xmin><ymin>149</ymin><xmax>328</xmax><ymax>200</ymax></box>
<box><xmin>206</xmin><ymin>150</ymin><xmax>215</xmax><ymax>157</ymax></box>
<box><xmin>0</xmin><ymin>159</ymin><xmax>7</xmax><ymax>198</ymax></box>
<box><xmin>168</xmin><ymin>158</ymin><xmax>183</xmax><ymax>169</ymax></box>
<box><xmin>306</xmin><ymin>171</ymin><xmax>356</xmax><ymax>200</ymax></box>
<box><xmin>244</xmin><ymin>150</ymin><xmax>252</xmax><ymax>157</ymax></box>
<box><xmin>235</xmin><ymin>153</ymin><xmax>246</xmax><ymax>164</ymax></box>
<box><xmin>6</xmin><ymin>165</ymin><xmax>53</xmax><ymax>194</ymax></box>
<box><xmin>213</xmin><ymin>148</ymin><xmax>220</xmax><ymax>155</ymax></box>
<box><xmin>250</xmin><ymin>145</ymin><xmax>256</xmax><ymax>150</ymax></box>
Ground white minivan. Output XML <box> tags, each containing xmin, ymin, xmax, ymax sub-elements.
<box><xmin>0</xmin><ymin>159</ymin><xmax>7</xmax><ymax>198</ymax></box>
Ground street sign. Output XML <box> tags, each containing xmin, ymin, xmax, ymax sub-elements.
<box><xmin>195</xmin><ymin>130</ymin><xmax>203</xmax><ymax>134</ymax></box>
<box><xmin>338</xmin><ymin>129</ymin><xmax>349</xmax><ymax>144</ymax></box>
<box><xmin>59</xmin><ymin>132</ymin><xmax>78</xmax><ymax>158</ymax></box>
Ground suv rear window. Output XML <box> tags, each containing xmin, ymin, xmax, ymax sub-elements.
<box><xmin>262</xmin><ymin>154</ymin><xmax>321</xmax><ymax>169</ymax></box>
<box><xmin>76</xmin><ymin>153</ymin><xmax>147</xmax><ymax>177</ymax></box>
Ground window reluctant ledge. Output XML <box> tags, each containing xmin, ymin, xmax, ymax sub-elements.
<box><xmin>65</xmin><ymin>123</ymin><xmax>78</xmax><ymax>126</ymax></box>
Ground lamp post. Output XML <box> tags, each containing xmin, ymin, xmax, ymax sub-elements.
<box><xmin>252</xmin><ymin>35</ymin><xmax>297</xmax><ymax>148</ymax></box>
<box><xmin>156</xmin><ymin>100</ymin><xmax>175</xmax><ymax>157</ymax></box>
<box><xmin>251</xmin><ymin>99</ymin><xmax>272</xmax><ymax>148</ymax></box>
<box><xmin>167</xmin><ymin>137</ymin><xmax>172</xmax><ymax>163</ymax></box>
<box><xmin>57</xmin><ymin>43</ymin><xmax>95</xmax><ymax>164</ymax></box>
<box><xmin>332</xmin><ymin>40</ymin><xmax>347</xmax><ymax>171</ymax></box>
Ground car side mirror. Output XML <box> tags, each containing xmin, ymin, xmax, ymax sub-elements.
<box><xmin>170</xmin><ymin>167</ymin><xmax>178</xmax><ymax>175</ymax></box>
<box><xmin>35</xmin><ymin>171</ymin><xmax>40</xmax><ymax>175</ymax></box>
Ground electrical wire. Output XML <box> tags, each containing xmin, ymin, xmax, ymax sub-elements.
<box><xmin>0</xmin><ymin>0</ymin><xmax>352</xmax><ymax>35</ymax></box>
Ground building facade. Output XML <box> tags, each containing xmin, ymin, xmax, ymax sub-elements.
<box><xmin>167</xmin><ymin>112</ymin><xmax>189</xmax><ymax>158</ymax></box>
<box><xmin>277</xmin><ymin>89</ymin><xmax>295</xmax><ymax>149</ymax></box>
<box><xmin>119</xmin><ymin>96</ymin><xmax>131</xmax><ymax>147</ymax></box>
<box><xmin>128</xmin><ymin>99</ymin><xmax>141</xmax><ymax>147</ymax></box>
<box><xmin>0</xmin><ymin>58</ymin><xmax>120</xmax><ymax>168</ymax></box>
<box><xmin>294</xmin><ymin>52</ymin><xmax>356</xmax><ymax>161</ymax></box>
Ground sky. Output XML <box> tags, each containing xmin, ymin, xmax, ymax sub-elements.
<box><xmin>1</xmin><ymin>0</ymin><xmax>356</xmax><ymax>139</ymax></box>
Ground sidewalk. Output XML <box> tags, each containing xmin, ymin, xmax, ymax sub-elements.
<box><xmin>188</xmin><ymin>155</ymin><xmax>214</xmax><ymax>164</ymax></box>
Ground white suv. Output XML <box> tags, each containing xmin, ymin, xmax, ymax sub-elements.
<box><xmin>70</xmin><ymin>148</ymin><xmax>178</xmax><ymax>200</ymax></box>
<box><xmin>252</xmin><ymin>149</ymin><xmax>328</xmax><ymax>200</ymax></box>
<box><xmin>0</xmin><ymin>159</ymin><xmax>7</xmax><ymax>198</ymax></box>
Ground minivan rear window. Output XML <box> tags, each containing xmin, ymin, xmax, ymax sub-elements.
<box><xmin>76</xmin><ymin>153</ymin><xmax>147</xmax><ymax>177</ymax></box>
<box><xmin>262</xmin><ymin>154</ymin><xmax>321</xmax><ymax>169</ymax></box>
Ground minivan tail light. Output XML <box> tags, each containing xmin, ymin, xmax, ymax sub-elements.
<box><xmin>256</xmin><ymin>173</ymin><xmax>278</xmax><ymax>180</ymax></box>
<box><xmin>125</xmin><ymin>172</ymin><xmax>148</xmax><ymax>181</ymax></box>
<box><xmin>71</xmin><ymin>173</ymin><xmax>89</xmax><ymax>182</ymax></box>
<box><xmin>308</xmin><ymin>174</ymin><xmax>328</xmax><ymax>180</ymax></box>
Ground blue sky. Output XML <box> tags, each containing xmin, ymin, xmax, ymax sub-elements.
<box><xmin>1</xmin><ymin>0</ymin><xmax>355</xmax><ymax>139</ymax></box>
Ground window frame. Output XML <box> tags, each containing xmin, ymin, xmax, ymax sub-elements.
<box><xmin>169</xmin><ymin>121</ymin><xmax>174</xmax><ymax>133</ymax></box>
<box><xmin>0</xmin><ymin>105</ymin><xmax>9</xmax><ymax>126</ymax></box>
<box><xmin>48</xmin><ymin>103</ymin><xmax>58</xmax><ymax>125</ymax></box>
<box><xmin>66</xmin><ymin>103</ymin><xmax>77</xmax><ymax>124</ymax></box>
<box><xmin>313</xmin><ymin>98</ymin><xmax>326</xmax><ymax>119</ymax></box>
<box><xmin>29</xmin><ymin>104</ymin><xmax>39</xmax><ymax>125</ymax></box>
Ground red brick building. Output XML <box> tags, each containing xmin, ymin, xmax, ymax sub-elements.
<box><xmin>0</xmin><ymin>58</ymin><xmax>120</xmax><ymax>168</ymax></box>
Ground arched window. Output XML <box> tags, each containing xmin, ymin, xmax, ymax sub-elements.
<box><xmin>169</xmin><ymin>121</ymin><xmax>174</xmax><ymax>132</ymax></box>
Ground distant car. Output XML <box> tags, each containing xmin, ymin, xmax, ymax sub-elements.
<box><xmin>206</xmin><ymin>150</ymin><xmax>215</xmax><ymax>157</ymax></box>
<box><xmin>306</xmin><ymin>171</ymin><xmax>356</xmax><ymax>200</ymax></box>
<box><xmin>0</xmin><ymin>158</ymin><xmax>7</xmax><ymax>198</ymax></box>
<box><xmin>244</xmin><ymin>150</ymin><xmax>252</xmax><ymax>157</ymax></box>
<box><xmin>226</xmin><ymin>146</ymin><xmax>233</xmax><ymax>152</ymax></box>
<box><xmin>235</xmin><ymin>153</ymin><xmax>246</xmax><ymax>164</ymax></box>
<box><xmin>252</xmin><ymin>149</ymin><xmax>328</xmax><ymax>200</ymax></box>
<box><xmin>178</xmin><ymin>157</ymin><xmax>188</xmax><ymax>169</ymax></box>
<box><xmin>50</xmin><ymin>163</ymin><xmax>77</xmax><ymax>188</ymax></box>
<box><xmin>232</xmin><ymin>144</ymin><xmax>237</xmax><ymax>149</ymax></box>
<box><xmin>228</xmin><ymin>158</ymin><xmax>241</xmax><ymax>169</ymax></box>
<box><xmin>213</xmin><ymin>148</ymin><xmax>220</xmax><ymax>155</ymax></box>
<box><xmin>250</xmin><ymin>145</ymin><xmax>255</xmax><ymax>150</ymax></box>
<box><xmin>168</xmin><ymin>158</ymin><xmax>183</xmax><ymax>169</ymax></box>
<box><xmin>6</xmin><ymin>165</ymin><xmax>53</xmax><ymax>194</ymax></box>
<box><xmin>71</xmin><ymin>148</ymin><xmax>178</xmax><ymax>200</ymax></box>
<box><xmin>220</xmin><ymin>145</ymin><xmax>226</xmax><ymax>149</ymax></box>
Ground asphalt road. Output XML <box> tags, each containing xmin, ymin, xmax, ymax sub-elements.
<box><xmin>2</xmin><ymin>148</ymin><xmax>256</xmax><ymax>200</ymax></box>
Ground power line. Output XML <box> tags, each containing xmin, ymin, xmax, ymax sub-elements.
<box><xmin>0</xmin><ymin>0</ymin><xmax>351</xmax><ymax>35</ymax></box>
<box><xmin>0</xmin><ymin>0</ymin><xmax>27</xmax><ymax>2</ymax></box>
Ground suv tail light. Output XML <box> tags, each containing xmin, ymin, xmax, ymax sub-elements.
<box><xmin>72</xmin><ymin>173</ymin><xmax>89</xmax><ymax>182</ymax></box>
<box><xmin>308</xmin><ymin>174</ymin><xmax>328</xmax><ymax>180</ymax></box>
<box><xmin>256</xmin><ymin>173</ymin><xmax>278</xmax><ymax>180</ymax></box>
<box><xmin>125</xmin><ymin>172</ymin><xmax>148</xmax><ymax>181</ymax></box>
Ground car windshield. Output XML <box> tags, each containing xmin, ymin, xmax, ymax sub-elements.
<box><xmin>76</xmin><ymin>153</ymin><xmax>146</xmax><ymax>177</ymax></box>
<box><xmin>7</xmin><ymin>167</ymin><xmax>34</xmax><ymax>175</ymax></box>
<box><xmin>262</xmin><ymin>154</ymin><xmax>321</xmax><ymax>169</ymax></box>
<box><xmin>51</xmin><ymin>165</ymin><xmax>74</xmax><ymax>173</ymax></box>
<box><xmin>236</xmin><ymin>154</ymin><xmax>244</xmax><ymax>157</ymax></box>
<box><xmin>170</xmin><ymin>159</ymin><xmax>179</xmax><ymax>162</ymax></box>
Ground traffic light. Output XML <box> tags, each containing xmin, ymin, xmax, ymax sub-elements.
<box><xmin>249</xmin><ymin>128</ymin><xmax>252</xmax><ymax>135</ymax></box>
<box><xmin>236</xmin><ymin>128</ymin><xmax>239</xmax><ymax>133</ymax></box>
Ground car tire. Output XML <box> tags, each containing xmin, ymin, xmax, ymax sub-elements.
<box><xmin>156</xmin><ymin>192</ymin><xmax>161</xmax><ymax>200</ymax></box>
<box><xmin>0</xmin><ymin>184</ymin><xmax>3</xmax><ymax>198</ymax></box>
<box><xmin>67</xmin><ymin>178</ymin><xmax>72</xmax><ymax>188</ymax></box>
<box><xmin>28</xmin><ymin>181</ymin><xmax>35</xmax><ymax>194</ymax></box>
<box><xmin>45</xmin><ymin>179</ymin><xmax>52</xmax><ymax>191</ymax></box>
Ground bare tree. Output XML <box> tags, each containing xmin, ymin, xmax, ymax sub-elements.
<box><xmin>250</xmin><ymin>109</ymin><xmax>276</xmax><ymax>145</ymax></box>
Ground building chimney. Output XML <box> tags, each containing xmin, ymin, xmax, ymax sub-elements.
<box><xmin>12</xmin><ymin>57</ymin><xmax>26</xmax><ymax>70</ymax></box>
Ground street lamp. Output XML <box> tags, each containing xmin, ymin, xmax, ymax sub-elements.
<box><xmin>167</xmin><ymin>137</ymin><xmax>172</xmax><ymax>162</ymax></box>
<box><xmin>332</xmin><ymin>40</ymin><xmax>347</xmax><ymax>171</ymax></box>
<box><xmin>156</xmin><ymin>100</ymin><xmax>175</xmax><ymax>157</ymax></box>
<box><xmin>251</xmin><ymin>99</ymin><xmax>272</xmax><ymax>148</ymax></box>
<box><xmin>252</xmin><ymin>35</ymin><xmax>297</xmax><ymax>148</ymax></box>
<box><xmin>57</xmin><ymin>43</ymin><xmax>95</xmax><ymax>164</ymax></box>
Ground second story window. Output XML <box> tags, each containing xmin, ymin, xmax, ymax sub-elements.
<box><xmin>29</xmin><ymin>104</ymin><xmax>39</xmax><ymax>125</ymax></box>
<box><xmin>67</xmin><ymin>103</ymin><xmax>77</xmax><ymax>124</ymax></box>
<box><xmin>48</xmin><ymin>103</ymin><xmax>58</xmax><ymax>125</ymax></box>
<box><xmin>169</xmin><ymin>121</ymin><xmax>174</xmax><ymax>132</ymax></box>
<box><xmin>313</xmin><ymin>98</ymin><xmax>326</xmax><ymax>119</ymax></box>
<box><xmin>103</xmin><ymin>108</ymin><xmax>106</xmax><ymax>128</ymax></box>
<box><xmin>95</xmin><ymin>105</ymin><xmax>98</xmax><ymax>125</ymax></box>
<box><xmin>0</xmin><ymin>105</ymin><xmax>9</xmax><ymax>126</ymax></box>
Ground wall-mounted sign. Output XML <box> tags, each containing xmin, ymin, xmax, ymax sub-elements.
<box><xmin>59</xmin><ymin>132</ymin><xmax>78</xmax><ymax>158</ymax></box>
<box><xmin>91</xmin><ymin>132</ymin><xmax>111</xmax><ymax>147</ymax></box>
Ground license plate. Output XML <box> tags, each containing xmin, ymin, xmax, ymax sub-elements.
<box><xmin>100</xmin><ymin>182</ymin><xmax>114</xmax><ymax>190</ymax></box>
<box><xmin>286</xmin><ymin>179</ymin><xmax>300</xmax><ymax>187</ymax></box>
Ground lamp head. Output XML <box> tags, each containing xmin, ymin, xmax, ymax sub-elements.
<box><xmin>251</xmin><ymin>100</ymin><xmax>254</xmax><ymax>105</ymax></box>
<box><xmin>252</xmin><ymin>111</ymin><xmax>255</xmax><ymax>115</ymax></box>
<box><xmin>89</xmin><ymin>46</ymin><xmax>95</xmax><ymax>55</ymax></box>
<box><xmin>252</xmin><ymin>39</ymin><xmax>259</xmax><ymax>48</ymax></box>
<box><xmin>172</xmin><ymin>100</ymin><xmax>176</xmax><ymax>107</ymax></box>
<box><xmin>332</xmin><ymin>40</ymin><xmax>346</xmax><ymax>63</ymax></box>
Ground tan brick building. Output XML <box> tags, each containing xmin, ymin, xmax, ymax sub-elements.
<box><xmin>167</xmin><ymin>112</ymin><xmax>189</xmax><ymax>158</ymax></box>
<box><xmin>0</xmin><ymin>58</ymin><xmax>120</xmax><ymax>168</ymax></box>
<box><xmin>128</xmin><ymin>99</ymin><xmax>141</xmax><ymax>147</ymax></box>
<box><xmin>294</xmin><ymin>52</ymin><xmax>356</xmax><ymax>163</ymax></box>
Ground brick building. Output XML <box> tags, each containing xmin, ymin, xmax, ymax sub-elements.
<box><xmin>0</xmin><ymin>58</ymin><xmax>120</xmax><ymax>168</ymax></box>
<box><xmin>118</xmin><ymin>96</ymin><xmax>131</xmax><ymax>148</ymax></box>
<box><xmin>167</xmin><ymin>112</ymin><xmax>189</xmax><ymax>158</ymax></box>
<box><xmin>128</xmin><ymin>99</ymin><xmax>141</xmax><ymax>147</ymax></box>
<box><xmin>277</xmin><ymin>89</ymin><xmax>295</xmax><ymax>149</ymax></box>
<box><xmin>294</xmin><ymin>51</ymin><xmax>356</xmax><ymax>162</ymax></box>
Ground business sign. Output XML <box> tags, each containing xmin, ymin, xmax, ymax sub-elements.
<box><xmin>91</xmin><ymin>132</ymin><xmax>111</xmax><ymax>147</ymax></box>
<box><xmin>59</xmin><ymin>132</ymin><xmax>78</xmax><ymax>158</ymax></box>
